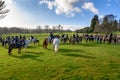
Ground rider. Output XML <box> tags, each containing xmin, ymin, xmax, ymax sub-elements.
<box><xmin>73</xmin><ymin>34</ymin><xmax>75</xmax><ymax>38</ymax></box>
<box><xmin>14</xmin><ymin>36</ymin><xmax>20</xmax><ymax>47</ymax></box>
<box><xmin>49</xmin><ymin>32</ymin><xmax>54</xmax><ymax>41</ymax></box>
<box><xmin>75</xmin><ymin>33</ymin><xmax>79</xmax><ymax>42</ymax></box>
<box><xmin>109</xmin><ymin>33</ymin><xmax>113</xmax><ymax>44</ymax></box>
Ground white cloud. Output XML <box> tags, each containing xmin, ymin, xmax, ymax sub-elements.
<box><xmin>0</xmin><ymin>0</ymin><xmax>83</xmax><ymax>30</ymax></box>
<box><xmin>39</xmin><ymin>0</ymin><xmax>82</xmax><ymax>17</ymax></box>
<box><xmin>62</xmin><ymin>25</ymin><xmax>83</xmax><ymax>31</ymax></box>
<box><xmin>99</xmin><ymin>15</ymin><xmax>104</xmax><ymax>19</ymax></box>
<box><xmin>0</xmin><ymin>0</ymin><xmax>35</xmax><ymax>28</ymax></box>
<box><xmin>82</xmin><ymin>2</ymin><xmax>99</xmax><ymax>14</ymax></box>
<box><xmin>39</xmin><ymin>0</ymin><xmax>99</xmax><ymax>16</ymax></box>
<box><xmin>47</xmin><ymin>24</ymin><xmax>83</xmax><ymax>31</ymax></box>
<box><xmin>39</xmin><ymin>0</ymin><xmax>55</xmax><ymax>10</ymax></box>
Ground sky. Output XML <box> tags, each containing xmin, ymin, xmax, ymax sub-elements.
<box><xmin>0</xmin><ymin>0</ymin><xmax>120</xmax><ymax>31</ymax></box>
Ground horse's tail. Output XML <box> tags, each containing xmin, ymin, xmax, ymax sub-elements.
<box><xmin>37</xmin><ymin>40</ymin><xmax>39</xmax><ymax>45</ymax></box>
<box><xmin>8</xmin><ymin>45</ymin><xmax>12</xmax><ymax>56</ymax></box>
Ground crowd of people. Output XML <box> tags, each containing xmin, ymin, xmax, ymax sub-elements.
<box><xmin>0</xmin><ymin>32</ymin><xmax>120</xmax><ymax>54</ymax></box>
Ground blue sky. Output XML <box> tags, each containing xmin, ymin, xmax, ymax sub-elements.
<box><xmin>0</xmin><ymin>0</ymin><xmax>120</xmax><ymax>31</ymax></box>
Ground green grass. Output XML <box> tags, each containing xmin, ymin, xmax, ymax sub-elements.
<box><xmin>0</xmin><ymin>34</ymin><xmax>120</xmax><ymax>80</ymax></box>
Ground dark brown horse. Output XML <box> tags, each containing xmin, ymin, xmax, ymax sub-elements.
<box><xmin>8</xmin><ymin>43</ymin><xmax>24</xmax><ymax>56</ymax></box>
<box><xmin>43</xmin><ymin>38</ymin><xmax>48</xmax><ymax>49</ymax></box>
<box><xmin>43</xmin><ymin>35</ymin><xmax>60</xmax><ymax>49</ymax></box>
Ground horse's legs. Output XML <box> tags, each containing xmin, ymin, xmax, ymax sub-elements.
<box><xmin>77</xmin><ymin>41</ymin><xmax>79</xmax><ymax>44</ymax></box>
<box><xmin>52</xmin><ymin>44</ymin><xmax>55</xmax><ymax>51</ymax></box>
<box><xmin>8</xmin><ymin>46</ymin><xmax>13</xmax><ymax>56</ymax></box>
<box><xmin>44</xmin><ymin>43</ymin><xmax>47</xmax><ymax>49</ymax></box>
<box><xmin>34</xmin><ymin>42</ymin><xmax>35</xmax><ymax>45</ymax></box>
<box><xmin>18</xmin><ymin>47</ymin><xmax>21</xmax><ymax>53</ymax></box>
<box><xmin>38</xmin><ymin>41</ymin><xmax>39</xmax><ymax>45</ymax></box>
<box><xmin>43</xmin><ymin>39</ymin><xmax>48</xmax><ymax>49</ymax></box>
<box><xmin>24</xmin><ymin>45</ymin><xmax>28</xmax><ymax>51</ymax></box>
<box><xmin>2</xmin><ymin>42</ymin><xmax>4</xmax><ymax>47</ymax></box>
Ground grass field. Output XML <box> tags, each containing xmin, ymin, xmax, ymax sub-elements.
<box><xmin>0</xmin><ymin>33</ymin><xmax>120</xmax><ymax>80</ymax></box>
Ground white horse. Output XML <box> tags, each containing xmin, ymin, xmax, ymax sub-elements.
<box><xmin>52</xmin><ymin>37</ymin><xmax>60</xmax><ymax>52</ymax></box>
<box><xmin>32</xmin><ymin>38</ymin><xmax>39</xmax><ymax>45</ymax></box>
<box><xmin>24</xmin><ymin>39</ymin><xmax>32</xmax><ymax>51</ymax></box>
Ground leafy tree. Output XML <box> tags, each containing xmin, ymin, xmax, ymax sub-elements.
<box><xmin>94</xmin><ymin>22</ymin><xmax>101</xmax><ymax>33</ymax></box>
<box><xmin>113</xmin><ymin>20</ymin><xmax>118</xmax><ymax>31</ymax></box>
<box><xmin>76</xmin><ymin>14</ymin><xmax>118</xmax><ymax>33</ymax></box>
<box><xmin>57</xmin><ymin>25</ymin><xmax>61</xmax><ymax>33</ymax></box>
<box><xmin>75</xmin><ymin>27</ymin><xmax>90</xmax><ymax>33</ymax></box>
<box><xmin>52</xmin><ymin>26</ymin><xmax>56</xmax><ymax>33</ymax></box>
<box><xmin>44</xmin><ymin>25</ymin><xmax>49</xmax><ymax>33</ymax></box>
<box><xmin>101</xmin><ymin>14</ymin><xmax>117</xmax><ymax>33</ymax></box>
<box><xmin>36</xmin><ymin>25</ymin><xmax>42</xmax><ymax>33</ymax></box>
<box><xmin>0</xmin><ymin>0</ymin><xmax>9</xmax><ymax>19</ymax></box>
<box><xmin>90</xmin><ymin>15</ymin><xmax>99</xmax><ymax>32</ymax></box>
<box><xmin>119</xmin><ymin>19</ymin><xmax>120</xmax><ymax>31</ymax></box>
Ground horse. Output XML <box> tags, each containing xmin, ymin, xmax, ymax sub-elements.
<box><xmin>42</xmin><ymin>36</ymin><xmax>58</xmax><ymax>49</ymax></box>
<box><xmin>69</xmin><ymin>37</ymin><xmax>76</xmax><ymax>44</ymax></box>
<box><xmin>24</xmin><ymin>39</ymin><xmax>32</xmax><ymax>51</ymax></box>
<box><xmin>8</xmin><ymin>42</ymin><xmax>24</xmax><ymax>56</ymax></box>
<box><xmin>1</xmin><ymin>39</ymin><xmax>8</xmax><ymax>47</ymax></box>
<box><xmin>61</xmin><ymin>35</ymin><xmax>69</xmax><ymax>44</ymax></box>
<box><xmin>8</xmin><ymin>39</ymin><xmax>32</xmax><ymax>55</ymax></box>
<box><xmin>102</xmin><ymin>35</ymin><xmax>109</xmax><ymax>43</ymax></box>
<box><xmin>43</xmin><ymin>38</ymin><xmax>48</xmax><ymax>49</ymax></box>
<box><xmin>0</xmin><ymin>36</ymin><xmax>2</xmax><ymax>43</ymax></box>
<box><xmin>43</xmin><ymin>37</ymin><xmax>54</xmax><ymax>49</ymax></box>
<box><xmin>69</xmin><ymin>36</ymin><xmax>82</xmax><ymax>44</ymax></box>
<box><xmin>32</xmin><ymin>38</ymin><xmax>39</xmax><ymax>45</ymax></box>
<box><xmin>52</xmin><ymin>35</ymin><xmax>60</xmax><ymax>52</ymax></box>
<box><xmin>117</xmin><ymin>35</ymin><xmax>120</xmax><ymax>44</ymax></box>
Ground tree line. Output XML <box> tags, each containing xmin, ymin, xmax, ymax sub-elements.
<box><xmin>0</xmin><ymin>26</ymin><xmax>72</xmax><ymax>34</ymax></box>
<box><xmin>76</xmin><ymin>14</ymin><xmax>120</xmax><ymax>33</ymax></box>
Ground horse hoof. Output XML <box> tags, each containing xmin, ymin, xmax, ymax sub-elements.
<box><xmin>8</xmin><ymin>53</ymin><xmax>11</xmax><ymax>56</ymax></box>
<box><xmin>18</xmin><ymin>52</ymin><xmax>21</xmax><ymax>54</ymax></box>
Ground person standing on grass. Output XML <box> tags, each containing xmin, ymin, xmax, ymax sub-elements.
<box><xmin>52</xmin><ymin>35</ymin><xmax>60</xmax><ymax>52</ymax></box>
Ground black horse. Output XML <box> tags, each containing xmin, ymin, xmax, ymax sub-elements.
<box><xmin>8</xmin><ymin>42</ymin><xmax>25</xmax><ymax>56</ymax></box>
<box><xmin>61</xmin><ymin>35</ymin><xmax>69</xmax><ymax>44</ymax></box>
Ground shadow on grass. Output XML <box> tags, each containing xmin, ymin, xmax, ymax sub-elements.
<box><xmin>79</xmin><ymin>43</ymin><xmax>97</xmax><ymax>47</ymax></box>
<box><xmin>11</xmin><ymin>52</ymin><xmax>44</xmax><ymax>61</ymax></box>
<box><xmin>27</xmin><ymin>46</ymin><xmax>37</xmax><ymax>49</ymax></box>
<box><xmin>62</xmin><ymin>53</ymin><xmax>95</xmax><ymax>59</ymax></box>
<box><xmin>60</xmin><ymin>48</ymin><xmax>85</xmax><ymax>53</ymax></box>
<box><xmin>25</xmin><ymin>51</ymin><xmax>44</xmax><ymax>55</ymax></box>
<box><xmin>60</xmin><ymin>48</ymin><xmax>95</xmax><ymax>59</ymax></box>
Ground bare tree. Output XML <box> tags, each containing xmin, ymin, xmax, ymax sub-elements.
<box><xmin>57</xmin><ymin>25</ymin><xmax>61</xmax><ymax>33</ymax></box>
<box><xmin>0</xmin><ymin>0</ymin><xmax>10</xmax><ymax>19</ymax></box>
<box><xmin>36</xmin><ymin>25</ymin><xmax>42</xmax><ymax>33</ymax></box>
<box><xmin>52</xmin><ymin>26</ymin><xmax>56</xmax><ymax>33</ymax></box>
<box><xmin>44</xmin><ymin>25</ymin><xmax>49</xmax><ymax>33</ymax></box>
<box><xmin>60</xmin><ymin>26</ymin><xmax>63</xmax><ymax>33</ymax></box>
